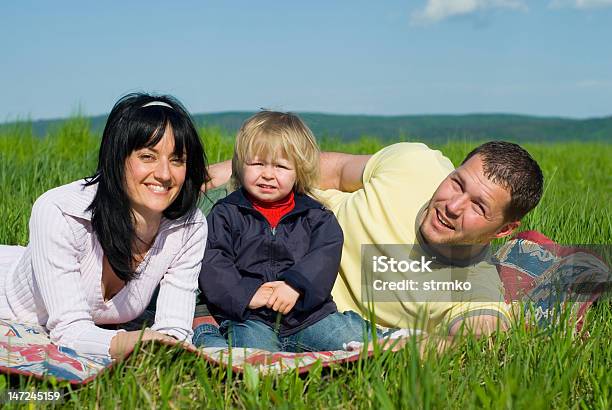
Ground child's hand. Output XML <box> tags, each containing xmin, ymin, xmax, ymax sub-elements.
<box><xmin>266</xmin><ymin>282</ymin><xmax>300</xmax><ymax>314</ymax></box>
<box><xmin>248</xmin><ymin>284</ymin><xmax>275</xmax><ymax>309</ymax></box>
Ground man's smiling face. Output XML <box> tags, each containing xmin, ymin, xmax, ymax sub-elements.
<box><xmin>419</xmin><ymin>154</ymin><xmax>519</xmax><ymax>247</ymax></box>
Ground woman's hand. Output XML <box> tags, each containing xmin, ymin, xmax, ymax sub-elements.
<box><xmin>109</xmin><ymin>328</ymin><xmax>196</xmax><ymax>359</ymax></box>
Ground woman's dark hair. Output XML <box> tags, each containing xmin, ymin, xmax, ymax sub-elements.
<box><xmin>85</xmin><ymin>92</ymin><xmax>208</xmax><ymax>281</ymax></box>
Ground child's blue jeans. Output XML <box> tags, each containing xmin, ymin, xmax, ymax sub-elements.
<box><xmin>193</xmin><ymin>311</ymin><xmax>380</xmax><ymax>352</ymax></box>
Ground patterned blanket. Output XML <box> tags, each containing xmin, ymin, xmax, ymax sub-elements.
<box><xmin>0</xmin><ymin>321</ymin><xmax>113</xmax><ymax>384</ymax></box>
<box><xmin>0</xmin><ymin>320</ymin><xmax>371</xmax><ymax>382</ymax></box>
<box><xmin>1</xmin><ymin>231</ymin><xmax>609</xmax><ymax>383</ymax></box>
<box><xmin>494</xmin><ymin>231</ymin><xmax>610</xmax><ymax>330</ymax></box>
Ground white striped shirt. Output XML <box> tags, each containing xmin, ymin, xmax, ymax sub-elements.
<box><xmin>0</xmin><ymin>180</ymin><xmax>206</xmax><ymax>357</ymax></box>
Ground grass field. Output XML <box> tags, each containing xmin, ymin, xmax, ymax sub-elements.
<box><xmin>0</xmin><ymin>119</ymin><xmax>611</xmax><ymax>409</ymax></box>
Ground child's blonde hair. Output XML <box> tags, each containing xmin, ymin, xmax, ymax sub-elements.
<box><xmin>231</xmin><ymin>111</ymin><xmax>320</xmax><ymax>196</ymax></box>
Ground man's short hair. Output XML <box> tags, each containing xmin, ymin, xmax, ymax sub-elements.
<box><xmin>462</xmin><ymin>141</ymin><xmax>543</xmax><ymax>222</ymax></box>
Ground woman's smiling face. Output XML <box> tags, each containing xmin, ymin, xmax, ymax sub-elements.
<box><xmin>124</xmin><ymin>124</ymin><xmax>187</xmax><ymax>221</ymax></box>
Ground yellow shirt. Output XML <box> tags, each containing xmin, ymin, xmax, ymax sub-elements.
<box><xmin>313</xmin><ymin>143</ymin><xmax>510</xmax><ymax>332</ymax></box>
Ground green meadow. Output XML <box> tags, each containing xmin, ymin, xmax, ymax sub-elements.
<box><xmin>0</xmin><ymin>119</ymin><xmax>610</xmax><ymax>409</ymax></box>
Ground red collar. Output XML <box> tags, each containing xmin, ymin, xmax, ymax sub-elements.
<box><xmin>248</xmin><ymin>191</ymin><xmax>295</xmax><ymax>228</ymax></box>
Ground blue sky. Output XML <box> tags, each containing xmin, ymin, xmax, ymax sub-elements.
<box><xmin>2</xmin><ymin>0</ymin><xmax>611</xmax><ymax>120</ymax></box>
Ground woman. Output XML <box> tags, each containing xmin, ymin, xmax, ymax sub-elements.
<box><xmin>0</xmin><ymin>93</ymin><xmax>208</xmax><ymax>359</ymax></box>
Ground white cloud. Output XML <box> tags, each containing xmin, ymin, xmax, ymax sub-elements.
<box><xmin>411</xmin><ymin>0</ymin><xmax>527</xmax><ymax>24</ymax></box>
<box><xmin>550</xmin><ymin>0</ymin><xmax>612</xmax><ymax>8</ymax></box>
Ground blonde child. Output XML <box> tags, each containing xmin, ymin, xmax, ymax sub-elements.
<box><xmin>195</xmin><ymin>111</ymin><xmax>368</xmax><ymax>351</ymax></box>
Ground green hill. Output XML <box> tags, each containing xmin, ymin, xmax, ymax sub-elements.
<box><xmin>3</xmin><ymin>112</ymin><xmax>612</xmax><ymax>142</ymax></box>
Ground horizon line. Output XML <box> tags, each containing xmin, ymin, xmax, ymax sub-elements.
<box><xmin>3</xmin><ymin>110</ymin><xmax>612</xmax><ymax>125</ymax></box>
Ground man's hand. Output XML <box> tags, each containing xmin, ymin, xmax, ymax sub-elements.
<box><xmin>203</xmin><ymin>159</ymin><xmax>232</xmax><ymax>191</ymax></box>
<box><xmin>248</xmin><ymin>283</ymin><xmax>277</xmax><ymax>309</ymax></box>
<box><xmin>266</xmin><ymin>281</ymin><xmax>300</xmax><ymax>314</ymax></box>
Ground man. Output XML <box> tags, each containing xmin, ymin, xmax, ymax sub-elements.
<box><xmin>206</xmin><ymin>141</ymin><xmax>543</xmax><ymax>339</ymax></box>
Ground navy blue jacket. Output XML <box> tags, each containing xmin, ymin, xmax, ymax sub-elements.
<box><xmin>199</xmin><ymin>188</ymin><xmax>343</xmax><ymax>336</ymax></box>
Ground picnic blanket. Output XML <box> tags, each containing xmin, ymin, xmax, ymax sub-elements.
<box><xmin>0</xmin><ymin>320</ymin><xmax>368</xmax><ymax>383</ymax></box>
<box><xmin>494</xmin><ymin>231</ymin><xmax>610</xmax><ymax>330</ymax></box>
<box><xmin>1</xmin><ymin>231</ymin><xmax>609</xmax><ymax>383</ymax></box>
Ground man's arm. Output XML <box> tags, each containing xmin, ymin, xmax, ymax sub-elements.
<box><xmin>448</xmin><ymin>314</ymin><xmax>508</xmax><ymax>337</ymax></box>
<box><xmin>203</xmin><ymin>153</ymin><xmax>371</xmax><ymax>192</ymax></box>
<box><xmin>420</xmin><ymin>315</ymin><xmax>508</xmax><ymax>355</ymax></box>
<box><xmin>318</xmin><ymin>152</ymin><xmax>371</xmax><ymax>191</ymax></box>
<box><xmin>372</xmin><ymin>314</ymin><xmax>508</xmax><ymax>356</ymax></box>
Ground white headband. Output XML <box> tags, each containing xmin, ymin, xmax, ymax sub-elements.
<box><xmin>142</xmin><ymin>101</ymin><xmax>173</xmax><ymax>109</ymax></box>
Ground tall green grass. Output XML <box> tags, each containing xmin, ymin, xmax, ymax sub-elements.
<box><xmin>0</xmin><ymin>119</ymin><xmax>610</xmax><ymax>408</ymax></box>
